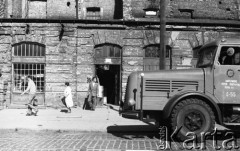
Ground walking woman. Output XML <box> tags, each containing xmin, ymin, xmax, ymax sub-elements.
<box><xmin>61</xmin><ymin>82</ymin><xmax>73</xmax><ymax>113</ymax></box>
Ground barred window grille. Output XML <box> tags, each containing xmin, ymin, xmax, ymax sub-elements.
<box><xmin>13</xmin><ymin>63</ymin><xmax>45</xmax><ymax>93</ymax></box>
<box><xmin>144</xmin><ymin>45</ymin><xmax>171</xmax><ymax>71</ymax></box>
<box><xmin>144</xmin><ymin>45</ymin><xmax>170</xmax><ymax>58</ymax></box>
<box><xmin>13</xmin><ymin>42</ymin><xmax>45</xmax><ymax>57</ymax></box>
<box><xmin>95</xmin><ymin>44</ymin><xmax>121</xmax><ymax>58</ymax></box>
<box><xmin>12</xmin><ymin>42</ymin><xmax>45</xmax><ymax>93</ymax></box>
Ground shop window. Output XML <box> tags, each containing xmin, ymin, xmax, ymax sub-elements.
<box><xmin>86</xmin><ymin>7</ymin><xmax>101</xmax><ymax>20</ymax></box>
<box><xmin>13</xmin><ymin>42</ymin><xmax>45</xmax><ymax>57</ymax></box>
<box><xmin>144</xmin><ymin>45</ymin><xmax>171</xmax><ymax>71</ymax></box>
<box><xmin>95</xmin><ymin>44</ymin><xmax>121</xmax><ymax>58</ymax></box>
<box><xmin>13</xmin><ymin>63</ymin><xmax>45</xmax><ymax>93</ymax></box>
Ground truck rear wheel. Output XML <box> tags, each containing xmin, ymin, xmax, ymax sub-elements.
<box><xmin>170</xmin><ymin>98</ymin><xmax>215</xmax><ymax>141</ymax></box>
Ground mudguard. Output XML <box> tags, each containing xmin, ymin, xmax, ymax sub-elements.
<box><xmin>162</xmin><ymin>91</ymin><xmax>223</xmax><ymax>125</ymax></box>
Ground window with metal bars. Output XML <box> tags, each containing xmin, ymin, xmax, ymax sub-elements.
<box><xmin>13</xmin><ymin>63</ymin><xmax>45</xmax><ymax>93</ymax></box>
<box><xmin>95</xmin><ymin>44</ymin><xmax>121</xmax><ymax>58</ymax></box>
<box><xmin>143</xmin><ymin>45</ymin><xmax>171</xmax><ymax>71</ymax></box>
<box><xmin>13</xmin><ymin>42</ymin><xmax>45</xmax><ymax>57</ymax></box>
<box><xmin>12</xmin><ymin>42</ymin><xmax>45</xmax><ymax>93</ymax></box>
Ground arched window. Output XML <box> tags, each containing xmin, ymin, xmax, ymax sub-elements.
<box><xmin>95</xmin><ymin>44</ymin><xmax>121</xmax><ymax>58</ymax></box>
<box><xmin>143</xmin><ymin>44</ymin><xmax>171</xmax><ymax>71</ymax></box>
<box><xmin>12</xmin><ymin>42</ymin><xmax>45</xmax><ymax>93</ymax></box>
<box><xmin>13</xmin><ymin>42</ymin><xmax>45</xmax><ymax>57</ymax></box>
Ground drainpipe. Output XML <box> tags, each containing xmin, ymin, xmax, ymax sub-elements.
<box><xmin>159</xmin><ymin>0</ymin><xmax>166</xmax><ymax>70</ymax></box>
<box><xmin>76</xmin><ymin>0</ymin><xmax>78</xmax><ymax>19</ymax></box>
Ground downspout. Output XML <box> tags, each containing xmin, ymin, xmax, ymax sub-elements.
<box><xmin>76</xmin><ymin>0</ymin><xmax>78</xmax><ymax>19</ymax></box>
<box><xmin>75</xmin><ymin>27</ymin><xmax>78</xmax><ymax>106</ymax></box>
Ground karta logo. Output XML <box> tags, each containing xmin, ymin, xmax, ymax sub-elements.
<box><xmin>158</xmin><ymin>126</ymin><xmax>240</xmax><ymax>150</ymax></box>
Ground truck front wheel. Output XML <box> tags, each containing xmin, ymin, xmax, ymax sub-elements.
<box><xmin>170</xmin><ymin>98</ymin><xmax>215</xmax><ymax>141</ymax></box>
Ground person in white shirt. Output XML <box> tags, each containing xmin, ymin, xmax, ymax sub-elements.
<box><xmin>61</xmin><ymin>82</ymin><xmax>73</xmax><ymax>113</ymax></box>
<box><xmin>21</xmin><ymin>75</ymin><xmax>38</xmax><ymax>116</ymax></box>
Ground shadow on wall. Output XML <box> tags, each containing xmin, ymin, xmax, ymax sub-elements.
<box><xmin>114</xmin><ymin>0</ymin><xmax>123</xmax><ymax>19</ymax></box>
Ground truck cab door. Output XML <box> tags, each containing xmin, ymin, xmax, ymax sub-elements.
<box><xmin>214</xmin><ymin>46</ymin><xmax>240</xmax><ymax>104</ymax></box>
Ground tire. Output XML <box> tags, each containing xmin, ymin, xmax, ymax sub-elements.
<box><xmin>170</xmin><ymin>98</ymin><xmax>215</xmax><ymax>141</ymax></box>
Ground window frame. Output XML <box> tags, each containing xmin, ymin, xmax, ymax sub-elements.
<box><xmin>12</xmin><ymin>41</ymin><xmax>45</xmax><ymax>58</ymax></box>
<box><xmin>86</xmin><ymin>7</ymin><xmax>101</xmax><ymax>20</ymax></box>
<box><xmin>12</xmin><ymin>42</ymin><xmax>46</xmax><ymax>94</ymax></box>
<box><xmin>94</xmin><ymin>44</ymin><xmax>121</xmax><ymax>58</ymax></box>
<box><xmin>12</xmin><ymin>63</ymin><xmax>45</xmax><ymax>93</ymax></box>
<box><xmin>143</xmin><ymin>44</ymin><xmax>171</xmax><ymax>71</ymax></box>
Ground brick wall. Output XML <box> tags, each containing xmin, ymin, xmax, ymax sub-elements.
<box><xmin>123</xmin><ymin>0</ymin><xmax>240</xmax><ymax>20</ymax></box>
<box><xmin>0</xmin><ymin>22</ymin><xmax>239</xmax><ymax>107</ymax></box>
<box><xmin>28</xmin><ymin>1</ymin><xmax>46</xmax><ymax>19</ymax></box>
<box><xmin>47</xmin><ymin>0</ymin><xmax>76</xmax><ymax>19</ymax></box>
<box><xmin>78</xmin><ymin>0</ymin><xmax>115</xmax><ymax>19</ymax></box>
<box><xmin>1</xmin><ymin>0</ymin><xmax>240</xmax><ymax>21</ymax></box>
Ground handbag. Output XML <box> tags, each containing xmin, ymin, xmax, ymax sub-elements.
<box><xmin>97</xmin><ymin>85</ymin><xmax>104</xmax><ymax>98</ymax></box>
<box><xmin>96</xmin><ymin>76</ymin><xmax>104</xmax><ymax>98</ymax></box>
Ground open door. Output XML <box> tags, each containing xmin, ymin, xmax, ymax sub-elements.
<box><xmin>96</xmin><ymin>65</ymin><xmax>120</xmax><ymax>105</ymax></box>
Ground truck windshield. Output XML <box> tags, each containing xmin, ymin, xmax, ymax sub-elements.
<box><xmin>197</xmin><ymin>46</ymin><xmax>217</xmax><ymax>68</ymax></box>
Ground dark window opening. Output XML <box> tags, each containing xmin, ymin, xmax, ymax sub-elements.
<box><xmin>114</xmin><ymin>0</ymin><xmax>123</xmax><ymax>19</ymax></box>
<box><xmin>86</xmin><ymin>7</ymin><xmax>101</xmax><ymax>20</ymax></box>
<box><xmin>67</xmin><ymin>2</ymin><xmax>71</xmax><ymax>6</ymax></box>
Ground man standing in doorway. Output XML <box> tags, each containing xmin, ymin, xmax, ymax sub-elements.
<box><xmin>21</xmin><ymin>75</ymin><xmax>38</xmax><ymax>116</ymax></box>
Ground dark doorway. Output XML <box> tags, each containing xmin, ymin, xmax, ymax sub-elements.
<box><xmin>96</xmin><ymin>65</ymin><xmax>121</xmax><ymax>105</ymax></box>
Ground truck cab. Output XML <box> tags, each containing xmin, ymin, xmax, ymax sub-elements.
<box><xmin>122</xmin><ymin>38</ymin><xmax>240</xmax><ymax>140</ymax></box>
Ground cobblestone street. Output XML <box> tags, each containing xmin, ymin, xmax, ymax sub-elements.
<box><xmin>0</xmin><ymin>129</ymin><xmax>240</xmax><ymax>151</ymax></box>
<box><xmin>0</xmin><ymin>130</ymin><xmax>160</xmax><ymax>151</ymax></box>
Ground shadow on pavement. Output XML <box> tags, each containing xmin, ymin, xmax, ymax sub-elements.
<box><xmin>107</xmin><ymin>125</ymin><xmax>158</xmax><ymax>132</ymax></box>
<box><xmin>107</xmin><ymin>125</ymin><xmax>159</xmax><ymax>140</ymax></box>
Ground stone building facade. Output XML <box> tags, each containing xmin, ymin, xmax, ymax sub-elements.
<box><xmin>0</xmin><ymin>0</ymin><xmax>240</xmax><ymax>108</ymax></box>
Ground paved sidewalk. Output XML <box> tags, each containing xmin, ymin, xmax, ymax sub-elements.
<box><xmin>0</xmin><ymin>105</ymin><xmax>158</xmax><ymax>132</ymax></box>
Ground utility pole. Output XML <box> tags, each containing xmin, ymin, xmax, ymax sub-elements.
<box><xmin>160</xmin><ymin>0</ymin><xmax>166</xmax><ymax>70</ymax></box>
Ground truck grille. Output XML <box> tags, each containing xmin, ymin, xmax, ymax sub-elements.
<box><xmin>145</xmin><ymin>80</ymin><xmax>198</xmax><ymax>92</ymax></box>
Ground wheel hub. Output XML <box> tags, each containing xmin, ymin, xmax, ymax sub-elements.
<box><xmin>184</xmin><ymin>111</ymin><xmax>204</xmax><ymax>131</ymax></box>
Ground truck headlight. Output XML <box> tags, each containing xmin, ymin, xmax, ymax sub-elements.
<box><xmin>128</xmin><ymin>98</ymin><xmax>136</xmax><ymax>106</ymax></box>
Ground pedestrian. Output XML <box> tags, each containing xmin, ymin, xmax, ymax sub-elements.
<box><xmin>21</xmin><ymin>75</ymin><xmax>38</xmax><ymax>116</ymax></box>
<box><xmin>61</xmin><ymin>82</ymin><xmax>73</xmax><ymax>113</ymax></box>
<box><xmin>234</xmin><ymin>52</ymin><xmax>240</xmax><ymax>65</ymax></box>
<box><xmin>83</xmin><ymin>75</ymin><xmax>92</xmax><ymax>110</ymax></box>
<box><xmin>87</xmin><ymin>76</ymin><xmax>99</xmax><ymax>111</ymax></box>
<box><xmin>222</xmin><ymin>47</ymin><xmax>235</xmax><ymax>65</ymax></box>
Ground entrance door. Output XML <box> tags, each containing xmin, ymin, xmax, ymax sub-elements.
<box><xmin>96</xmin><ymin>65</ymin><xmax>120</xmax><ymax>105</ymax></box>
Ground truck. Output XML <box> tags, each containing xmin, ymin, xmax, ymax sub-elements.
<box><xmin>121</xmin><ymin>38</ymin><xmax>240</xmax><ymax>141</ymax></box>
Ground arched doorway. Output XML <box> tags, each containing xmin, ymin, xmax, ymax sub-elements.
<box><xmin>94</xmin><ymin>43</ymin><xmax>122</xmax><ymax>105</ymax></box>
